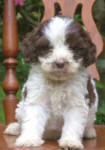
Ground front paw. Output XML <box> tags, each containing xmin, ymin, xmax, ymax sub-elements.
<box><xmin>58</xmin><ymin>137</ymin><xmax>83</xmax><ymax>150</ymax></box>
<box><xmin>15</xmin><ymin>135</ymin><xmax>44</xmax><ymax>147</ymax></box>
<box><xmin>4</xmin><ymin>122</ymin><xmax>20</xmax><ymax>136</ymax></box>
<box><xmin>84</xmin><ymin>127</ymin><xmax>96</xmax><ymax>139</ymax></box>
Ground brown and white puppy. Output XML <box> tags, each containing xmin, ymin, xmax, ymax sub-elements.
<box><xmin>4</xmin><ymin>16</ymin><xmax>98</xmax><ymax>150</ymax></box>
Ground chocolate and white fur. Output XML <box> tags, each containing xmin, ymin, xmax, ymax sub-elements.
<box><xmin>4</xmin><ymin>16</ymin><xmax>98</xmax><ymax>150</ymax></box>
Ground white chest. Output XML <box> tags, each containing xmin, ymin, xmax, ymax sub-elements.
<box><xmin>49</xmin><ymin>85</ymin><xmax>68</xmax><ymax>116</ymax></box>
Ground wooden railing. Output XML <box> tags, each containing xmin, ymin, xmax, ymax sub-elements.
<box><xmin>2</xmin><ymin>0</ymin><xmax>103</xmax><ymax>124</ymax></box>
<box><xmin>2</xmin><ymin>0</ymin><xmax>19</xmax><ymax>124</ymax></box>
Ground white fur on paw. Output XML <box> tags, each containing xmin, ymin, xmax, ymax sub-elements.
<box><xmin>4</xmin><ymin>122</ymin><xmax>20</xmax><ymax>136</ymax></box>
<box><xmin>84</xmin><ymin>127</ymin><xmax>96</xmax><ymax>139</ymax></box>
<box><xmin>58</xmin><ymin>137</ymin><xmax>83</xmax><ymax>150</ymax></box>
<box><xmin>15</xmin><ymin>136</ymin><xmax>44</xmax><ymax>147</ymax></box>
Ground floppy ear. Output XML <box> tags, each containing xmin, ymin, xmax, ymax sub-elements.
<box><xmin>21</xmin><ymin>19</ymin><xmax>51</xmax><ymax>63</ymax></box>
<box><xmin>78</xmin><ymin>27</ymin><xmax>97</xmax><ymax>67</ymax></box>
<box><xmin>85</xmin><ymin>41</ymin><xmax>96</xmax><ymax>67</ymax></box>
<box><xmin>66</xmin><ymin>21</ymin><xmax>97</xmax><ymax>67</ymax></box>
<box><xmin>21</xmin><ymin>26</ymin><xmax>42</xmax><ymax>63</ymax></box>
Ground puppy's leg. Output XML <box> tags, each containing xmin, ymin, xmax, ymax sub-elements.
<box><xmin>4</xmin><ymin>122</ymin><xmax>20</xmax><ymax>136</ymax></box>
<box><xmin>84</xmin><ymin>105</ymin><xmax>97</xmax><ymax>139</ymax></box>
<box><xmin>15</xmin><ymin>105</ymin><xmax>49</xmax><ymax>147</ymax></box>
<box><xmin>58</xmin><ymin>107</ymin><xmax>88</xmax><ymax>150</ymax></box>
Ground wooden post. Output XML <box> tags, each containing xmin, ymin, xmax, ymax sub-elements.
<box><xmin>2</xmin><ymin>0</ymin><xmax>19</xmax><ymax>124</ymax></box>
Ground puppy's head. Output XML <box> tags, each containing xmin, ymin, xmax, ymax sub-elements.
<box><xmin>21</xmin><ymin>16</ymin><xmax>96</xmax><ymax>81</ymax></box>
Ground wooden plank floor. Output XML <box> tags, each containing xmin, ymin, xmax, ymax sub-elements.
<box><xmin>0</xmin><ymin>125</ymin><xmax>105</xmax><ymax>150</ymax></box>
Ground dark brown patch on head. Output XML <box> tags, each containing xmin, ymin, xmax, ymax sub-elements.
<box><xmin>23</xmin><ymin>86</ymin><xmax>27</xmax><ymax>99</ymax></box>
<box><xmin>86</xmin><ymin>77</ymin><xmax>96</xmax><ymax>107</ymax></box>
<box><xmin>66</xmin><ymin>21</ymin><xmax>96</xmax><ymax>67</ymax></box>
<box><xmin>21</xmin><ymin>19</ymin><xmax>51</xmax><ymax>63</ymax></box>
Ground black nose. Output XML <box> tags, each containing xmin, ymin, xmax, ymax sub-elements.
<box><xmin>55</xmin><ymin>62</ymin><xmax>65</xmax><ymax>68</ymax></box>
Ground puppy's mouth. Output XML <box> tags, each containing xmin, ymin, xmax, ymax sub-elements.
<box><xmin>52</xmin><ymin>69</ymin><xmax>67</xmax><ymax>74</ymax></box>
<box><xmin>45</xmin><ymin>70</ymin><xmax>71</xmax><ymax>81</ymax></box>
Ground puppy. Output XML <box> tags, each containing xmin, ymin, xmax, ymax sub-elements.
<box><xmin>4</xmin><ymin>16</ymin><xmax>98</xmax><ymax>150</ymax></box>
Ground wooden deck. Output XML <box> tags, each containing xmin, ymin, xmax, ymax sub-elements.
<box><xmin>0</xmin><ymin>125</ymin><xmax>105</xmax><ymax>150</ymax></box>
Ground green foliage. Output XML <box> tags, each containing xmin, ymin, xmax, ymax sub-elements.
<box><xmin>16</xmin><ymin>50</ymin><xmax>30</xmax><ymax>88</ymax></box>
<box><xmin>95</xmin><ymin>100</ymin><xmax>105</xmax><ymax>124</ymax></box>
<box><xmin>16</xmin><ymin>0</ymin><xmax>44</xmax><ymax>40</ymax></box>
<box><xmin>0</xmin><ymin>82</ymin><xmax>5</xmax><ymax>123</ymax></box>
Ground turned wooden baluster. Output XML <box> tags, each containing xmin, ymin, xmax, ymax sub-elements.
<box><xmin>2</xmin><ymin>0</ymin><xmax>19</xmax><ymax>124</ymax></box>
<box><xmin>42</xmin><ymin>0</ymin><xmax>103</xmax><ymax>80</ymax></box>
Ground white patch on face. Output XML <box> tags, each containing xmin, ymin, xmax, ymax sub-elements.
<box><xmin>43</xmin><ymin>16</ymin><xmax>73</xmax><ymax>47</ymax></box>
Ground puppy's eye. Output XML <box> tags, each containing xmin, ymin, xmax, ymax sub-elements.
<box><xmin>71</xmin><ymin>47</ymin><xmax>78</xmax><ymax>51</ymax></box>
<box><xmin>73</xmin><ymin>47</ymin><xmax>78</xmax><ymax>50</ymax></box>
<box><xmin>48</xmin><ymin>45</ymin><xmax>53</xmax><ymax>50</ymax></box>
<box><xmin>42</xmin><ymin>45</ymin><xmax>53</xmax><ymax>51</ymax></box>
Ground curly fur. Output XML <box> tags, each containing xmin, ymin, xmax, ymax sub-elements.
<box><xmin>4</xmin><ymin>16</ymin><xmax>98</xmax><ymax>150</ymax></box>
